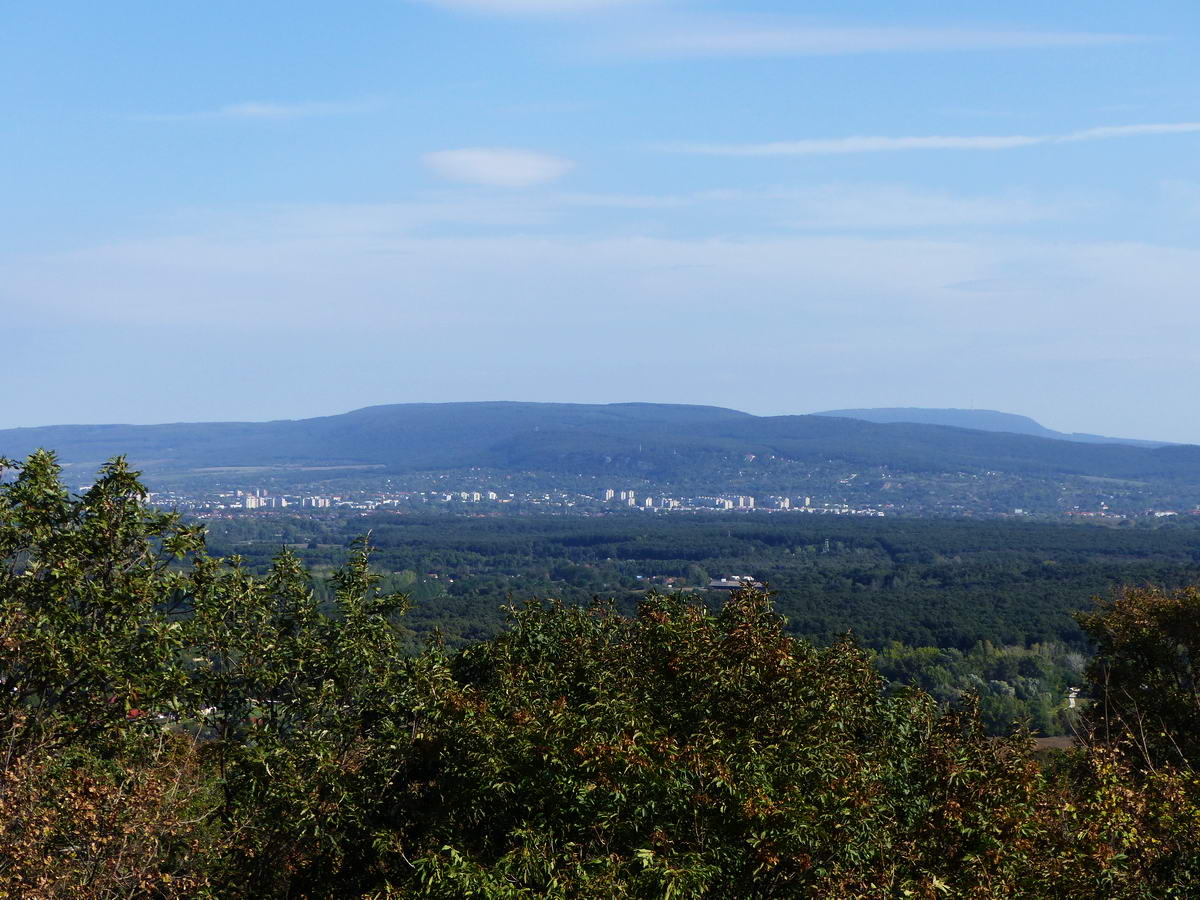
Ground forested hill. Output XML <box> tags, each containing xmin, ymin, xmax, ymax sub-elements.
<box><xmin>815</xmin><ymin>407</ymin><xmax>1171</xmax><ymax>448</ymax></box>
<box><xmin>0</xmin><ymin>402</ymin><xmax>750</xmax><ymax>472</ymax></box>
<box><xmin>2</xmin><ymin>401</ymin><xmax>1198</xmax><ymax>498</ymax></box>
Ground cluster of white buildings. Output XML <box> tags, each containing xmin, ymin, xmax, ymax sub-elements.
<box><xmin>150</xmin><ymin>484</ymin><xmax>881</xmax><ymax>518</ymax></box>
<box><xmin>235</xmin><ymin>489</ymin><xmax>332</xmax><ymax>510</ymax></box>
<box><xmin>599</xmin><ymin>490</ymin><xmax>826</xmax><ymax>512</ymax></box>
<box><xmin>440</xmin><ymin>491</ymin><xmax>501</xmax><ymax>503</ymax></box>
<box><xmin>600</xmin><ymin>489</ymin><xmax>760</xmax><ymax>509</ymax></box>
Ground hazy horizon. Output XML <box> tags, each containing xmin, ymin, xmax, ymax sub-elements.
<box><xmin>4</xmin><ymin>2</ymin><xmax>1199</xmax><ymax>442</ymax></box>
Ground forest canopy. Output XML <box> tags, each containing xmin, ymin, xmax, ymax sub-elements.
<box><xmin>3</xmin><ymin>451</ymin><xmax>1200</xmax><ymax>898</ymax></box>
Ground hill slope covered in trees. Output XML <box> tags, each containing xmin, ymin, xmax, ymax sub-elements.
<box><xmin>2</xmin><ymin>403</ymin><xmax>1197</xmax><ymax>499</ymax></box>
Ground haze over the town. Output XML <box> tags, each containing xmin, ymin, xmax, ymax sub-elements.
<box><xmin>4</xmin><ymin>1</ymin><xmax>1199</xmax><ymax>442</ymax></box>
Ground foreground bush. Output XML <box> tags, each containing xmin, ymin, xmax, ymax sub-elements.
<box><xmin>2</xmin><ymin>452</ymin><xmax>1200</xmax><ymax>897</ymax></box>
<box><xmin>1078</xmin><ymin>584</ymin><xmax>1200</xmax><ymax>769</ymax></box>
<box><xmin>0</xmin><ymin>736</ymin><xmax>215</xmax><ymax>899</ymax></box>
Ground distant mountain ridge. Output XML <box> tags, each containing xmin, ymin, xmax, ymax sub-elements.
<box><xmin>814</xmin><ymin>408</ymin><xmax>1171</xmax><ymax>449</ymax></box>
<box><xmin>2</xmin><ymin>402</ymin><xmax>1198</xmax><ymax>516</ymax></box>
<box><xmin>0</xmin><ymin>402</ymin><xmax>754</xmax><ymax>473</ymax></box>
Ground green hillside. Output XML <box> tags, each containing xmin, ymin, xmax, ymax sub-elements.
<box><xmin>2</xmin><ymin>401</ymin><xmax>1196</xmax><ymax>477</ymax></box>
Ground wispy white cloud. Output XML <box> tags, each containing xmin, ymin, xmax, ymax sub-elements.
<box><xmin>14</xmin><ymin>212</ymin><xmax>1200</xmax><ymax>440</ymax></box>
<box><xmin>668</xmin><ymin>122</ymin><xmax>1200</xmax><ymax>157</ymax></box>
<box><xmin>674</xmin><ymin>135</ymin><xmax>1041</xmax><ymax>156</ymax></box>
<box><xmin>413</xmin><ymin>0</ymin><xmax>645</xmax><ymax>15</ymax></box>
<box><xmin>213</xmin><ymin>100</ymin><xmax>379</xmax><ymax>120</ymax></box>
<box><xmin>1059</xmin><ymin>122</ymin><xmax>1200</xmax><ymax>142</ymax></box>
<box><xmin>138</xmin><ymin>99</ymin><xmax>382</xmax><ymax>122</ymax></box>
<box><xmin>560</xmin><ymin>185</ymin><xmax>1073</xmax><ymax>228</ymax></box>
<box><xmin>613</xmin><ymin>22</ymin><xmax>1140</xmax><ymax>58</ymax></box>
<box><xmin>422</xmin><ymin>148</ymin><xmax>575</xmax><ymax>188</ymax></box>
<box><xmin>768</xmin><ymin>185</ymin><xmax>1074</xmax><ymax>229</ymax></box>
<box><xmin>945</xmin><ymin>275</ymin><xmax>1095</xmax><ymax>294</ymax></box>
<box><xmin>152</xmin><ymin>184</ymin><xmax>1064</xmax><ymax>244</ymax></box>
<box><xmin>19</xmin><ymin>221</ymin><xmax>1200</xmax><ymax>365</ymax></box>
<box><xmin>555</xmin><ymin>191</ymin><xmax>685</xmax><ymax>209</ymax></box>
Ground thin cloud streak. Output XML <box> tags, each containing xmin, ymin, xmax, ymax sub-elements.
<box><xmin>413</xmin><ymin>0</ymin><xmax>645</xmax><ymax>15</ymax></box>
<box><xmin>13</xmin><ymin>222</ymin><xmax>1200</xmax><ymax>441</ymax></box>
<box><xmin>669</xmin><ymin>122</ymin><xmax>1200</xmax><ymax>157</ymax></box>
<box><xmin>614</xmin><ymin>23</ymin><xmax>1140</xmax><ymax>58</ymax></box>
<box><xmin>137</xmin><ymin>99</ymin><xmax>383</xmax><ymax>122</ymax></box>
<box><xmin>422</xmin><ymin>148</ymin><xmax>575</xmax><ymax>188</ymax></box>
<box><xmin>1060</xmin><ymin>122</ymin><xmax>1200</xmax><ymax>141</ymax></box>
<box><xmin>558</xmin><ymin>185</ymin><xmax>1073</xmax><ymax>228</ymax></box>
<box><xmin>170</xmin><ymin>184</ymin><xmax>1069</xmax><ymax>239</ymax></box>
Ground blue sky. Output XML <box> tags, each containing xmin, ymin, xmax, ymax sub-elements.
<box><xmin>3</xmin><ymin>1</ymin><xmax>1199</xmax><ymax>441</ymax></box>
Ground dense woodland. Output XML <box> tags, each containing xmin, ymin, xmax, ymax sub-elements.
<box><xmin>205</xmin><ymin>512</ymin><xmax>1200</xmax><ymax>736</ymax></box>
<box><xmin>5</xmin><ymin>452</ymin><xmax>1200</xmax><ymax>897</ymax></box>
<box><xmin>205</xmin><ymin>512</ymin><xmax>1200</xmax><ymax>649</ymax></box>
